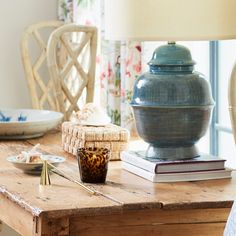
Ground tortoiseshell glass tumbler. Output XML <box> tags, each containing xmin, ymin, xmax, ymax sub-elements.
<box><xmin>77</xmin><ymin>147</ymin><xmax>110</xmax><ymax>183</ymax></box>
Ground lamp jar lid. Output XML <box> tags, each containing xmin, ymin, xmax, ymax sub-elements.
<box><xmin>148</xmin><ymin>43</ymin><xmax>196</xmax><ymax>67</ymax></box>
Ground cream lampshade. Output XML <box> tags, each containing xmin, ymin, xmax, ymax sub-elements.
<box><xmin>105</xmin><ymin>0</ymin><xmax>236</xmax><ymax>41</ymax></box>
<box><xmin>104</xmin><ymin>0</ymin><xmax>236</xmax><ymax>160</ymax></box>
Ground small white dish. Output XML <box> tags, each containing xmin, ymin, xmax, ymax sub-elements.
<box><xmin>7</xmin><ymin>155</ymin><xmax>65</xmax><ymax>175</ymax></box>
<box><xmin>0</xmin><ymin>109</ymin><xmax>63</xmax><ymax>139</ymax></box>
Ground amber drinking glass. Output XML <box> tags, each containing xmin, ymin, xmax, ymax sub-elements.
<box><xmin>77</xmin><ymin>147</ymin><xmax>110</xmax><ymax>183</ymax></box>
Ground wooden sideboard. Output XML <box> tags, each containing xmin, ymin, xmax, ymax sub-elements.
<box><xmin>0</xmin><ymin>131</ymin><xmax>235</xmax><ymax>236</ymax></box>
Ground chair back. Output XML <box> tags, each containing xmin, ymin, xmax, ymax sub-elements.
<box><xmin>47</xmin><ymin>24</ymin><xmax>97</xmax><ymax>120</ymax></box>
<box><xmin>21</xmin><ymin>21</ymin><xmax>64</xmax><ymax>110</ymax></box>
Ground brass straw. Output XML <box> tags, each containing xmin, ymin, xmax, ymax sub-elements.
<box><xmin>47</xmin><ymin>162</ymin><xmax>96</xmax><ymax>195</ymax></box>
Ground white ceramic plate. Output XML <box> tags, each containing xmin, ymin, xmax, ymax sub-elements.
<box><xmin>7</xmin><ymin>155</ymin><xmax>65</xmax><ymax>175</ymax></box>
<box><xmin>0</xmin><ymin>109</ymin><xmax>63</xmax><ymax>139</ymax></box>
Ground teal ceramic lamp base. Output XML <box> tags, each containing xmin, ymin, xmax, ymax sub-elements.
<box><xmin>131</xmin><ymin>42</ymin><xmax>214</xmax><ymax>160</ymax></box>
<box><xmin>146</xmin><ymin>145</ymin><xmax>199</xmax><ymax>160</ymax></box>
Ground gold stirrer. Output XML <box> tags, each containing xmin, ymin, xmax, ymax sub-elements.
<box><xmin>40</xmin><ymin>161</ymin><xmax>96</xmax><ymax>195</ymax></box>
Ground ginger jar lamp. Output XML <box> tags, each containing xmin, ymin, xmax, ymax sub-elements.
<box><xmin>104</xmin><ymin>0</ymin><xmax>236</xmax><ymax>160</ymax></box>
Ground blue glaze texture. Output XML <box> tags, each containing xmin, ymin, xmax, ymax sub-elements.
<box><xmin>131</xmin><ymin>43</ymin><xmax>214</xmax><ymax>160</ymax></box>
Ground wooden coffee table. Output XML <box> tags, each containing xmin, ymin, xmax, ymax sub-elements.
<box><xmin>0</xmin><ymin>131</ymin><xmax>235</xmax><ymax>236</ymax></box>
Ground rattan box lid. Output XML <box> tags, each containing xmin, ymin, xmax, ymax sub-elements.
<box><xmin>62</xmin><ymin>122</ymin><xmax>130</xmax><ymax>142</ymax></box>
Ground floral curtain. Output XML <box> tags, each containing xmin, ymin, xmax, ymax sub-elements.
<box><xmin>58</xmin><ymin>0</ymin><xmax>143</xmax><ymax>137</ymax></box>
<box><xmin>58</xmin><ymin>0</ymin><xmax>73</xmax><ymax>22</ymax></box>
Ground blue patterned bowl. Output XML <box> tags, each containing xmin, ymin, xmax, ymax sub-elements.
<box><xmin>0</xmin><ymin>109</ymin><xmax>63</xmax><ymax>139</ymax></box>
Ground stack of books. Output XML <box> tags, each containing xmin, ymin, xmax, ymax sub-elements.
<box><xmin>121</xmin><ymin>151</ymin><xmax>232</xmax><ymax>182</ymax></box>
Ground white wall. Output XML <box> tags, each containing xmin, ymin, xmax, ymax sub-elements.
<box><xmin>0</xmin><ymin>1</ymin><xmax>57</xmax><ymax>235</ymax></box>
<box><xmin>0</xmin><ymin>0</ymin><xmax>58</xmax><ymax>108</ymax></box>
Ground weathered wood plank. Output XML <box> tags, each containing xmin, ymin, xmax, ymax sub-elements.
<box><xmin>0</xmin><ymin>131</ymin><xmax>235</xmax><ymax>236</ymax></box>
<box><xmin>36</xmin><ymin>216</ymin><xmax>69</xmax><ymax>236</ymax></box>
<box><xmin>69</xmin><ymin>208</ymin><xmax>229</xmax><ymax>236</ymax></box>
<box><xmin>103</xmin><ymin>162</ymin><xmax>236</xmax><ymax>210</ymax></box>
<box><xmin>70</xmin><ymin>222</ymin><xmax>226</xmax><ymax>236</ymax></box>
<box><xmin>0</xmin><ymin>194</ymin><xmax>36</xmax><ymax>236</ymax></box>
<box><xmin>37</xmin><ymin>208</ymin><xmax>230</xmax><ymax>236</ymax></box>
<box><xmin>27</xmin><ymin>132</ymin><xmax>236</xmax><ymax>211</ymax></box>
<box><xmin>0</xmin><ymin>139</ymin><xmax>121</xmax><ymax>219</ymax></box>
<box><xmin>0</xmin><ymin>169</ymin><xmax>121</xmax><ymax>218</ymax></box>
<box><xmin>70</xmin><ymin>208</ymin><xmax>231</xmax><ymax>228</ymax></box>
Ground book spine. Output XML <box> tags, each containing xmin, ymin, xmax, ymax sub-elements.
<box><xmin>122</xmin><ymin>162</ymin><xmax>232</xmax><ymax>183</ymax></box>
<box><xmin>121</xmin><ymin>152</ymin><xmax>156</xmax><ymax>173</ymax></box>
<box><xmin>121</xmin><ymin>151</ymin><xmax>226</xmax><ymax>174</ymax></box>
<box><xmin>122</xmin><ymin>162</ymin><xmax>155</xmax><ymax>182</ymax></box>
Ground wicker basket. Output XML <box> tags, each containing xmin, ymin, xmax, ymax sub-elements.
<box><xmin>62</xmin><ymin>122</ymin><xmax>130</xmax><ymax>160</ymax></box>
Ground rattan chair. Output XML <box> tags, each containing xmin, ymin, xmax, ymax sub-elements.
<box><xmin>47</xmin><ymin>24</ymin><xmax>97</xmax><ymax>120</ymax></box>
<box><xmin>21</xmin><ymin>21</ymin><xmax>64</xmax><ymax>110</ymax></box>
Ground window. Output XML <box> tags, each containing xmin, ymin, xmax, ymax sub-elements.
<box><xmin>185</xmin><ymin>40</ymin><xmax>236</xmax><ymax>168</ymax></box>
<box><xmin>218</xmin><ymin>40</ymin><xmax>236</xmax><ymax>168</ymax></box>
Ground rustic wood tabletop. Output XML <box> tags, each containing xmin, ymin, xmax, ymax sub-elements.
<box><xmin>0</xmin><ymin>131</ymin><xmax>235</xmax><ymax>236</ymax></box>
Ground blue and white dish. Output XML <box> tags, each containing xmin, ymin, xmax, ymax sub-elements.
<box><xmin>0</xmin><ymin>110</ymin><xmax>27</xmax><ymax>122</ymax></box>
<box><xmin>7</xmin><ymin>155</ymin><xmax>65</xmax><ymax>175</ymax></box>
<box><xmin>0</xmin><ymin>109</ymin><xmax>63</xmax><ymax>139</ymax></box>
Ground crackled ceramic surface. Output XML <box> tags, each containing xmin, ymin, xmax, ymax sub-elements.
<box><xmin>0</xmin><ymin>109</ymin><xmax>63</xmax><ymax>139</ymax></box>
<box><xmin>131</xmin><ymin>43</ymin><xmax>214</xmax><ymax>160</ymax></box>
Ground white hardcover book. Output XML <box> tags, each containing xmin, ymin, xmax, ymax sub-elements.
<box><xmin>121</xmin><ymin>151</ymin><xmax>226</xmax><ymax>174</ymax></box>
<box><xmin>122</xmin><ymin>162</ymin><xmax>232</xmax><ymax>183</ymax></box>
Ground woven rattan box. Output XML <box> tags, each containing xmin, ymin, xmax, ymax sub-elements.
<box><xmin>62</xmin><ymin>122</ymin><xmax>130</xmax><ymax>160</ymax></box>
